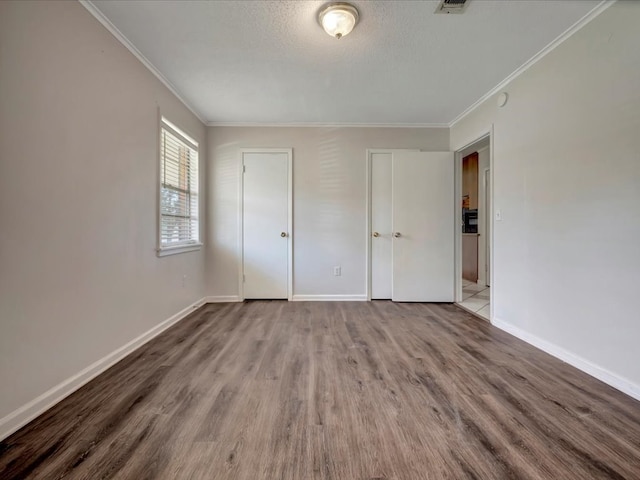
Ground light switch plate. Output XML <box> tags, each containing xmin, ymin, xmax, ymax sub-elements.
<box><xmin>495</xmin><ymin>210</ymin><xmax>502</xmax><ymax>221</ymax></box>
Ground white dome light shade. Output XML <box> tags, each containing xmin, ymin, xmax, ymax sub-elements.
<box><xmin>319</xmin><ymin>3</ymin><xmax>359</xmax><ymax>39</ymax></box>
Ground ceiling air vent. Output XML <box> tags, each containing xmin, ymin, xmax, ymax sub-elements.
<box><xmin>435</xmin><ymin>0</ymin><xmax>470</xmax><ymax>14</ymax></box>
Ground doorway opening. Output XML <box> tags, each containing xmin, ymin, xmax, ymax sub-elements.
<box><xmin>455</xmin><ymin>135</ymin><xmax>491</xmax><ymax>320</ymax></box>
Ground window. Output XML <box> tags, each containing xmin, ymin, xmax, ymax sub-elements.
<box><xmin>158</xmin><ymin>117</ymin><xmax>200</xmax><ymax>256</ymax></box>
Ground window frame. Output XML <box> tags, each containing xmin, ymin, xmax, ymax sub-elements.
<box><xmin>157</xmin><ymin>116</ymin><xmax>202</xmax><ymax>257</ymax></box>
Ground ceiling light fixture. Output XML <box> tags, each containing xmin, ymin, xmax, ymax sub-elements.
<box><xmin>318</xmin><ymin>3</ymin><xmax>359</xmax><ymax>39</ymax></box>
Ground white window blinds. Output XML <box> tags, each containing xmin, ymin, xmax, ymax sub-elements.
<box><xmin>159</xmin><ymin>118</ymin><xmax>199</xmax><ymax>251</ymax></box>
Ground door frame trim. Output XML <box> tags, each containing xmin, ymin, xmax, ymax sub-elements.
<box><xmin>452</xmin><ymin>126</ymin><xmax>494</xmax><ymax>322</ymax></box>
<box><xmin>482</xmin><ymin>166</ymin><xmax>491</xmax><ymax>287</ymax></box>
<box><xmin>238</xmin><ymin>148</ymin><xmax>294</xmax><ymax>301</ymax></box>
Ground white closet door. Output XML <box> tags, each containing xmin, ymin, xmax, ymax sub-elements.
<box><xmin>392</xmin><ymin>151</ymin><xmax>454</xmax><ymax>302</ymax></box>
<box><xmin>243</xmin><ymin>152</ymin><xmax>290</xmax><ymax>299</ymax></box>
<box><xmin>371</xmin><ymin>152</ymin><xmax>393</xmax><ymax>299</ymax></box>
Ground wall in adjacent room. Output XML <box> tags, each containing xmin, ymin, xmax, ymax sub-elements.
<box><xmin>0</xmin><ymin>0</ymin><xmax>207</xmax><ymax>436</ymax></box>
<box><xmin>206</xmin><ymin>126</ymin><xmax>449</xmax><ymax>299</ymax></box>
<box><xmin>451</xmin><ymin>1</ymin><xmax>640</xmax><ymax>396</ymax></box>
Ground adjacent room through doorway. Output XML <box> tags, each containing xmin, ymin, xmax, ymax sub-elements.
<box><xmin>457</xmin><ymin>137</ymin><xmax>491</xmax><ymax>320</ymax></box>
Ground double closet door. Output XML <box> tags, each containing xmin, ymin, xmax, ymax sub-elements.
<box><xmin>370</xmin><ymin>150</ymin><xmax>454</xmax><ymax>302</ymax></box>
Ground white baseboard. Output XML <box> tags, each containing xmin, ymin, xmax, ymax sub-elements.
<box><xmin>204</xmin><ymin>295</ymin><xmax>243</xmax><ymax>303</ymax></box>
<box><xmin>0</xmin><ymin>297</ymin><xmax>208</xmax><ymax>441</ymax></box>
<box><xmin>492</xmin><ymin>317</ymin><xmax>640</xmax><ymax>402</ymax></box>
<box><xmin>205</xmin><ymin>295</ymin><xmax>369</xmax><ymax>302</ymax></box>
<box><xmin>291</xmin><ymin>294</ymin><xmax>368</xmax><ymax>302</ymax></box>
<box><xmin>206</xmin><ymin>295</ymin><xmax>369</xmax><ymax>302</ymax></box>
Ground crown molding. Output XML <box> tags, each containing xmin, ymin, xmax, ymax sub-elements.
<box><xmin>79</xmin><ymin>0</ymin><xmax>206</xmax><ymax>124</ymax></box>
<box><xmin>207</xmin><ymin>122</ymin><xmax>450</xmax><ymax>128</ymax></box>
<box><xmin>448</xmin><ymin>0</ymin><xmax>616</xmax><ymax>128</ymax></box>
<box><xmin>81</xmin><ymin>0</ymin><xmax>614</xmax><ymax>130</ymax></box>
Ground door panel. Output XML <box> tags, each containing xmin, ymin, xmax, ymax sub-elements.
<box><xmin>392</xmin><ymin>151</ymin><xmax>454</xmax><ymax>302</ymax></box>
<box><xmin>371</xmin><ymin>153</ymin><xmax>393</xmax><ymax>299</ymax></box>
<box><xmin>243</xmin><ymin>152</ymin><xmax>289</xmax><ymax>299</ymax></box>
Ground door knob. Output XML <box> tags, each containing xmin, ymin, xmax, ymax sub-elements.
<box><xmin>281</xmin><ymin>232</ymin><xmax>287</xmax><ymax>238</ymax></box>
<box><xmin>372</xmin><ymin>232</ymin><xmax>380</xmax><ymax>238</ymax></box>
<box><xmin>393</xmin><ymin>232</ymin><xmax>401</xmax><ymax>238</ymax></box>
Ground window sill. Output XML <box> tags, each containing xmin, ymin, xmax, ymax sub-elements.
<box><xmin>157</xmin><ymin>243</ymin><xmax>203</xmax><ymax>257</ymax></box>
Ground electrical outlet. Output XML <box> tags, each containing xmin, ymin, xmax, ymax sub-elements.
<box><xmin>333</xmin><ymin>266</ymin><xmax>341</xmax><ymax>276</ymax></box>
<box><xmin>182</xmin><ymin>274</ymin><xmax>187</xmax><ymax>287</ymax></box>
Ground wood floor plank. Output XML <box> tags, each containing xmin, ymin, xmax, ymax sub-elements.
<box><xmin>1</xmin><ymin>300</ymin><xmax>639</xmax><ymax>479</ymax></box>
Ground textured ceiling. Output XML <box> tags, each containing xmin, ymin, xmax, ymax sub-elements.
<box><xmin>89</xmin><ymin>0</ymin><xmax>601</xmax><ymax>125</ymax></box>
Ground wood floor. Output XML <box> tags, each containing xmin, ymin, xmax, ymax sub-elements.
<box><xmin>1</xmin><ymin>301</ymin><xmax>639</xmax><ymax>479</ymax></box>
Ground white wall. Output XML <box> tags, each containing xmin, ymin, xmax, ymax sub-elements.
<box><xmin>207</xmin><ymin>127</ymin><xmax>449</xmax><ymax>299</ymax></box>
<box><xmin>451</xmin><ymin>1</ymin><xmax>640</xmax><ymax>395</ymax></box>
<box><xmin>0</xmin><ymin>0</ymin><xmax>207</xmax><ymax>433</ymax></box>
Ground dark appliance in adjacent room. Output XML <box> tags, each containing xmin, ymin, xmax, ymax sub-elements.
<box><xmin>463</xmin><ymin>208</ymin><xmax>478</xmax><ymax>233</ymax></box>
